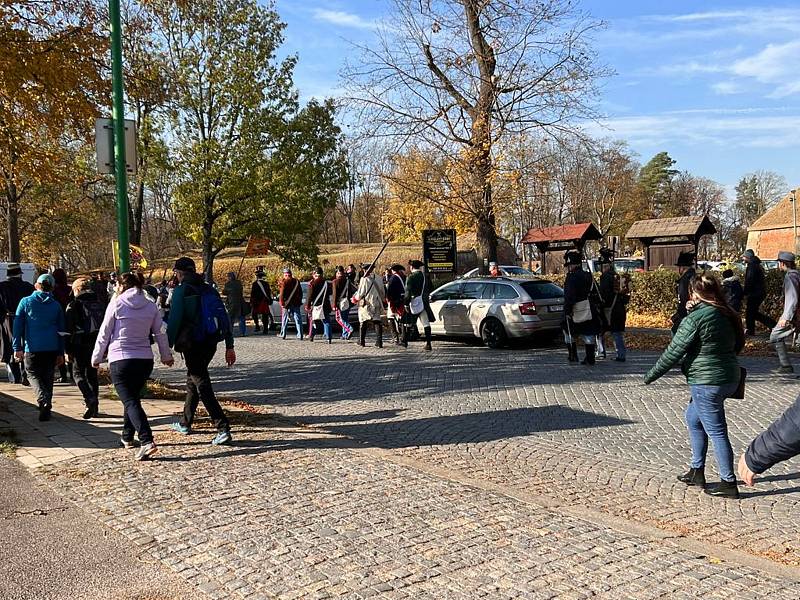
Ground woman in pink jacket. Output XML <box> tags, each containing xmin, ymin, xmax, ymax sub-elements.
<box><xmin>92</xmin><ymin>272</ymin><xmax>173</xmax><ymax>460</ymax></box>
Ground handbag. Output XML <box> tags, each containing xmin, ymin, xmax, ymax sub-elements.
<box><xmin>338</xmin><ymin>280</ymin><xmax>351</xmax><ymax>311</ymax></box>
<box><xmin>730</xmin><ymin>367</ymin><xmax>747</xmax><ymax>399</ymax></box>
<box><xmin>572</xmin><ymin>299</ymin><xmax>592</xmax><ymax>323</ymax></box>
<box><xmin>311</xmin><ymin>282</ymin><xmax>327</xmax><ymax>321</ymax></box>
<box><xmin>410</xmin><ymin>271</ymin><xmax>426</xmax><ymax>315</ymax></box>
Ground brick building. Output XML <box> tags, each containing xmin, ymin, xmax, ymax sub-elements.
<box><xmin>746</xmin><ymin>189</ymin><xmax>799</xmax><ymax>259</ymax></box>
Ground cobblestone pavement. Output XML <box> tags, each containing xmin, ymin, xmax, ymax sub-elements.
<box><xmin>154</xmin><ymin>335</ymin><xmax>800</xmax><ymax>567</ymax></box>
<box><xmin>3</xmin><ymin>332</ymin><xmax>800</xmax><ymax>598</ymax></box>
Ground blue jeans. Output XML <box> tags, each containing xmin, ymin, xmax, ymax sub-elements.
<box><xmin>310</xmin><ymin>316</ymin><xmax>332</xmax><ymax>340</ymax></box>
<box><xmin>612</xmin><ymin>332</ymin><xmax>626</xmax><ymax>359</ymax></box>
<box><xmin>230</xmin><ymin>313</ymin><xmax>246</xmax><ymax>336</ymax></box>
<box><xmin>281</xmin><ymin>306</ymin><xmax>303</xmax><ymax>339</ymax></box>
<box><xmin>336</xmin><ymin>308</ymin><xmax>353</xmax><ymax>338</ymax></box>
<box><xmin>686</xmin><ymin>382</ymin><xmax>739</xmax><ymax>482</ymax></box>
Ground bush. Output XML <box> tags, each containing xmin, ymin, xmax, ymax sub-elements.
<box><xmin>546</xmin><ymin>267</ymin><xmax>787</xmax><ymax>327</ymax></box>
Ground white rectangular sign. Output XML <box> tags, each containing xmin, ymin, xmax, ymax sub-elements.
<box><xmin>95</xmin><ymin>118</ymin><xmax>137</xmax><ymax>175</ymax></box>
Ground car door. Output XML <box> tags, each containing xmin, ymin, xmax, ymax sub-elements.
<box><xmin>462</xmin><ymin>282</ymin><xmax>491</xmax><ymax>335</ymax></box>
<box><xmin>484</xmin><ymin>283</ymin><xmax>520</xmax><ymax>332</ymax></box>
<box><xmin>428</xmin><ymin>282</ymin><xmax>462</xmax><ymax>335</ymax></box>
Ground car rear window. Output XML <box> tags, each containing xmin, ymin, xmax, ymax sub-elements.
<box><xmin>520</xmin><ymin>281</ymin><xmax>564</xmax><ymax>300</ymax></box>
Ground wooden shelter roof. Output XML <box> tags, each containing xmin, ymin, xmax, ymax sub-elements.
<box><xmin>521</xmin><ymin>222</ymin><xmax>602</xmax><ymax>245</ymax></box>
<box><xmin>626</xmin><ymin>216</ymin><xmax>716</xmax><ymax>240</ymax></box>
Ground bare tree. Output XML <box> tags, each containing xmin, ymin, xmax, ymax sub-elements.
<box><xmin>343</xmin><ymin>0</ymin><xmax>607</xmax><ymax>262</ymax></box>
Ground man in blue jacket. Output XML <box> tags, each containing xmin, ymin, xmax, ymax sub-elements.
<box><xmin>738</xmin><ymin>396</ymin><xmax>800</xmax><ymax>487</ymax></box>
<box><xmin>13</xmin><ymin>273</ymin><xmax>66</xmax><ymax>421</ymax></box>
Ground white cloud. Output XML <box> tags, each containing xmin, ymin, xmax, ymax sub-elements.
<box><xmin>312</xmin><ymin>9</ymin><xmax>377</xmax><ymax>31</ymax></box>
<box><xmin>731</xmin><ymin>40</ymin><xmax>800</xmax><ymax>97</ymax></box>
<box><xmin>711</xmin><ymin>81</ymin><xmax>745</xmax><ymax>95</ymax></box>
<box><xmin>583</xmin><ymin>112</ymin><xmax>800</xmax><ymax>150</ymax></box>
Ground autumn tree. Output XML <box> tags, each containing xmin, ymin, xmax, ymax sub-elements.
<box><xmin>344</xmin><ymin>0</ymin><xmax>606</xmax><ymax>262</ymax></box>
<box><xmin>152</xmin><ymin>0</ymin><xmax>346</xmax><ymax>279</ymax></box>
<box><xmin>0</xmin><ymin>0</ymin><xmax>107</xmax><ymax>261</ymax></box>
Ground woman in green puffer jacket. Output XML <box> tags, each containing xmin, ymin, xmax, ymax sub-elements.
<box><xmin>645</xmin><ymin>274</ymin><xmax>745</xmax><ymax>499</ymax></box>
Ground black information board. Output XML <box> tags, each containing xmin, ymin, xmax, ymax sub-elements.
<box><xmin>422</xmin><ymin>229</ymin><xmax>457</xmax><ymax>273</ymax></box>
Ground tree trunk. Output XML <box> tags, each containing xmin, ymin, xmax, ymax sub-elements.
<box><xmin>202</xmin><ymin>217</ymin><xmax>214</xmax><ymax>283</ymax></box>
<box><xmin>6</xmin><ymin>181</ymin><xmax>21</xmax><ymax>262</ymax></box>
<box><xmin>346</xmin><ymin>213</ymin><xmax>354</xmax><ymax>243</ymax></box>
<box><xmin>130</xmin><ymin>181</ymin><xmax>145</xmax><ymax>245</ymax></box>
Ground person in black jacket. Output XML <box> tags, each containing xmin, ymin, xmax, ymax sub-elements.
<box><xmin>562</xmin><ymin>251</ymin><xmax>601</xmax><ymax>365</ymax></box>
<box><xmin>671</xmin><ymin>251</ymin><xmax>696</xmax><ymax>334</ymax></box>
<box><xmin>598</xmin><ymin>250</ymin><xmax>629</xmax><ymax>362</ymax></box>
<box><xmin>250</xmin><ymin>267</ymin><xmax>273</xmax><ymax>334</ymax></box>
<box><xmin>65</xmin><ymin>278</ymin><xmax>103</xmax><ymax>418</ymax></box>
<box><xmin>0</xmin><ymin>263</ymin><xmax>35</xmax><ymax>384</ymax></box>
<box><xmin>721</xmin><ymin>269</ymin><xmax>744</xmax><ymax>313</ymax></box>
<box><xmin>738</xmin><ymin>394</ymin><xmax>800</xmax><ymax>487</ymax></box>
<box><xmin>742</xmin><ymin>249</ymin><xmax>777</xmax><ymax>335</ymax></box>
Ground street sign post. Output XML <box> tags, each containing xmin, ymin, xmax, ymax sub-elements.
<box><xmin>95</xmin><ymin>118</ymin><xmax>137</xmax><ymax>175</ymax></box>
<box><xmin>108</xmin><ymin>0</ymin><xmax>130</xmax><ymax>273</ymax></box>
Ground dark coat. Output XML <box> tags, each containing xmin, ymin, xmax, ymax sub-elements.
<box><xmin>562</xmin><ymin>268</ymin><xmax>601</xmax><ymax>336</ymax></box>
<box><xmin>331</xmin><ymin>276</ymin><xmax>353</xmax><ymax>309</ymax></box>
<box><xmin>599</xmin><ymin>269</ymin><xmax>628</xmax><ymax>333</ymax></box>
<box><xmin>404</xmin><ymin>269</ymin><xmax>435</xmax><ymax>322</ymax></box>
<box><xmin>0</xmin><ymin>277</ymin><xmax>34</xmax><ymax>363</ymax></box>
<box><xmin>250</xmin><ymin>278</ymin><xmax>272</xmax><ymax>315</ymax></box>
<box><xmin>386</xmin><ymin>273</ymin><xmax>406</xmax><ymax>312</ymax></box>
<box><xmin>743</xmin><ymin>258</ymin><xmax>766</xmax><ymax>298</ymax></box>
<box><xmin>722</xmin><ymin>277</ymin><xmax>744</xmax><ymax>313</ymax></box>
<box><xmin>279</xmin><ymin>277</ymin><xmax>302</xmax><ymax>308</ymax></box>
<box><xmin>745</xmin><ymin>393</ymin><xmax>800</xmax><ymax>475</ymax></box>
<box><xmin>305</xmin><ymin>277</ymin><xmax>332</xmax><ymax>317</ymax></box>
<box><xmin>0</xmin><ymin>278</ymin><xmax>35</xmax><ymax>321</ymax></box>
<box><xmin>671</xmin><ymin>267</ymin><xmax>696</xmax><ymax>332</ymax></box>
<box><xmin>64</xmin><ymin>291</ymin><xmax>100</xmax><ymax>356</ymax></box>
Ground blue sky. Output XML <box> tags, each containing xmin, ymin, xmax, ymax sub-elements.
<box><xmin>275</xmin><ymin>0</ymin><xmax>799</xmax><ymax>194</ymax></box>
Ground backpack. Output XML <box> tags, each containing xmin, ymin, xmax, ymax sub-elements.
<box><xmin>189</xmin><ymin>283</ymin><xmax>231</xmax><ymax>344</ymax></box>
<box><xmin>82</xmin><ymin>299</ymin><xmax>105</xmax><ymax>335</ymax></box>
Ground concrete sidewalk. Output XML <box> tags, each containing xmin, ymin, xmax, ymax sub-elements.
<box><xmin>0</xmin><ymin>380</ymin><xmax>185</xmax><ymax>468</ymax></box>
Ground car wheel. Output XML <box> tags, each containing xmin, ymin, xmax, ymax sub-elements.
<box><xmin>481</xmin><ymin>318</ymin><xmax>507</xmax><ymax>349</ymax></box>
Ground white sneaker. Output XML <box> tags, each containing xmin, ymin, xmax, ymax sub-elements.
<box><xmin>134</xmin><ymin>442</ymin><xmax>157</xmax><ymax>461</ymax></box>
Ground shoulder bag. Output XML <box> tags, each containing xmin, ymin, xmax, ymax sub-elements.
<box><xmin>730</xmin><ymin>367</ymin><xmax>747</xmax><ymax>399</ymax></box>
<box><xmin>311</xmin><ymin>282</ymin><xmax>328</xmax><ymax>321</ymax></box>
<box><xmin>410</xmin><ymin>271</ymin><xmax>426</xmax><ymax>315</ymax></box>
<box><xmin>338</xmin><ymin>280</ymin><xmax>351</xmax><ymax>312</ymax></box>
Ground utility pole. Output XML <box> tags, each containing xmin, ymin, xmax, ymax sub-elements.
<box><xmin>109</xmin><ymin>0</ymin><xmax>130</xmax><ymax>273</ymax></box>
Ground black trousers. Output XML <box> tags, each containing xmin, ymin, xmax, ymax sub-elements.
<box><xmin>71</xmin><ymin>347</ymin><xmax>99</xmax><ymax>406</ymax></box>
<box><xmin>180</xmin><ymin>343</ymin><xmax>230</xmax><ymax>432</ymax></box>
<box><xmin>24</xmin><ymin>352</ymin><xmax>58</xmax><ymax>409</ymax></box>
<box><xmin>745</xmin><ymin>294</ymin><xmax>776</xmax><ymax>332</ymax></box>
<box><xmin>110</xmin><ymin>359</ymin><xmax>154</xmax><ymax>444</ymax></box>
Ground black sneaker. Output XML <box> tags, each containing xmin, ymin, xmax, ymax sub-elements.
<box><xmin>774</xmin><ymin>365</ymin><xmax>795</xmax><ymax>374</ymax></box>
<box><xmin>704</xmin><ymin>480</ymin><xmax>739</xmax><ymax>499</ymax></box>
<box><xmin>38</xmin><ymin>405</ymin><xmax>51</xmax><ymax>422</ymax></box>
<box><xmin>677</xmin><ymin>467</ymin><xmax>706</xmax><ymax>486</ymax></box>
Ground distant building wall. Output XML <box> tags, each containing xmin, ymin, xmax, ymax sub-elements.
<box><xmin>747</xmin><ymin>228</ymin><xmax>795</xmax><ymax>260</ymax></box>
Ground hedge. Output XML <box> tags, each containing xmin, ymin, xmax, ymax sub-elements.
<box><xmin>548</xmin><ymin>268</ymin><xmax>787</xmax><ymax>325</ymax></box>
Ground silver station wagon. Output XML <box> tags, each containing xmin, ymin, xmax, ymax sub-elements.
<box><xmin>428</xmin><ymin>276</ymin><xmax>565</xmax><ymax>348</ymax></box>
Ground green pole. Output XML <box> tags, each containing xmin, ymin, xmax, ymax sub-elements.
<box><xmin>109</xmin><ymin>0</ymin><xmax>130</xmax><ymax>273</ymax></box>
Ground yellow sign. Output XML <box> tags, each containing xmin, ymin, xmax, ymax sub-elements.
<box><xmin>112</xmin><ymin>241</ymin><xmax>148</xmax><ymax>271</ymax></box>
